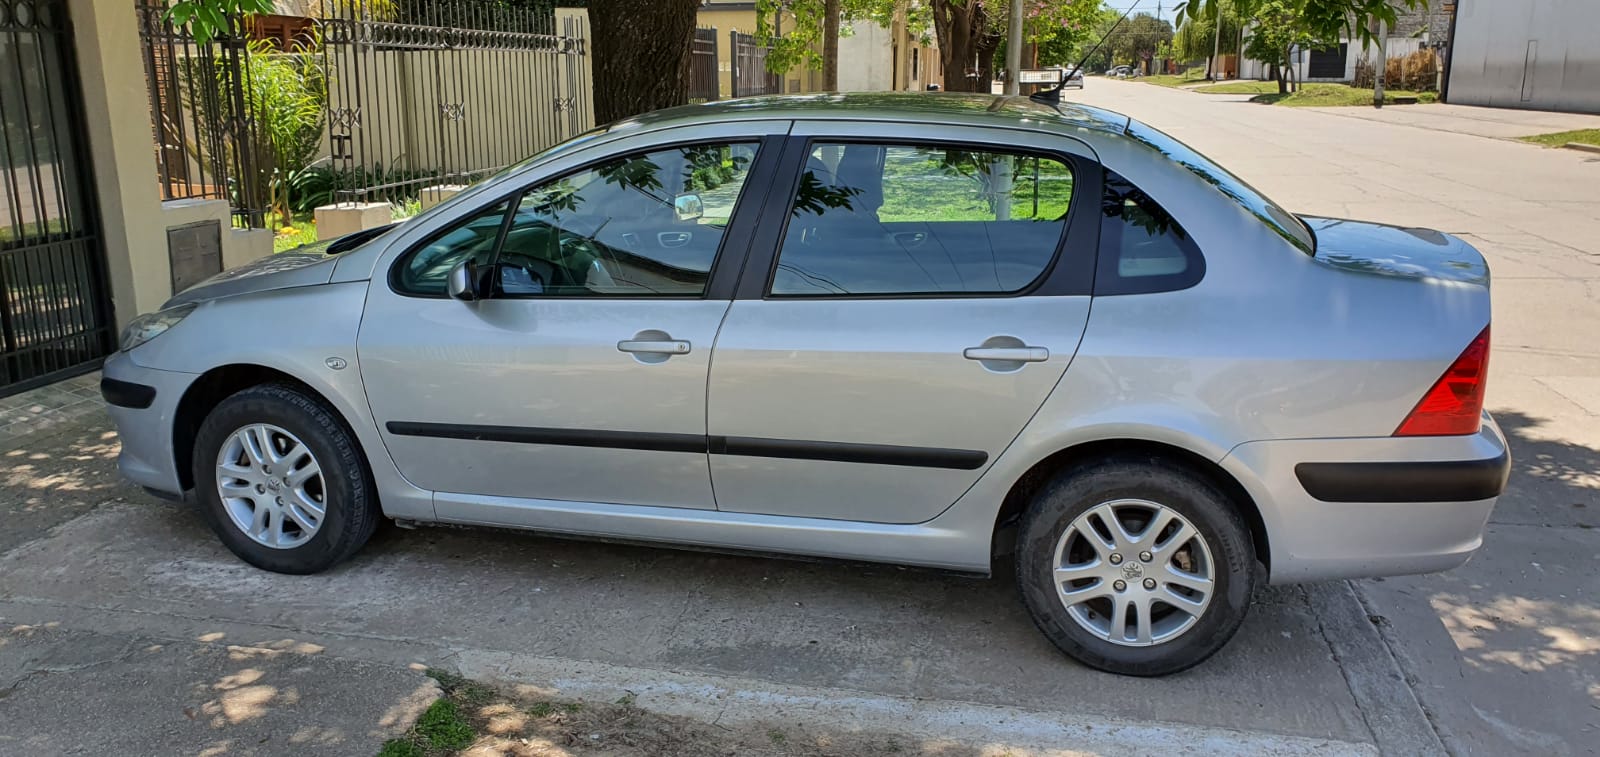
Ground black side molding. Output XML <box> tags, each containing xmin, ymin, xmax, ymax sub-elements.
<box><xmin>386</xmin><ymin>422</ymin><xmax>988</xmax><ymax>471</ymax></box>
<box><xmin>714</xmin><ymin>436</ymin><xmax>987</xmax><ymax>470</ymax></box>
<box><xmin>101</xmin><ymin>377</ymin><xmax>157</xmax><ymax>409</ymax></box>
<box><xmin>1295</xmin><ymin>452</ymin><xmax>1510</xmax><ymax>503</ymax></box>
<box><xmin>386</xmin><ymin>422</ymin><xmax>706</xmax><ymax>454</ymax></box>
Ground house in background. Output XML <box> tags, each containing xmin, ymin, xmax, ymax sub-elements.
<box><xmin>1236</xmin><ymin>6</ymin><xmax>1450</xmax><ymax>84</ymax></box>
<box><xmin>696</xmin><ymin>0</ymin><xmax>941</xmax><ymax>97</ymax></box>
<box><xmin>1445</xmin><ymin>0</ymin><xmax>1600</xmax><ymax>114</ymax></box>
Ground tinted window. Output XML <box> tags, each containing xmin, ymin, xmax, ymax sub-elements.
<box><xmin>1125</xmin><ymin>120</ymin><xmax>1313</xmax><ymax>253</ymax></box>
<box><xmin>395</xmin><ymin>201</ymin><xmax>509</xmax><ymax>296</ymax></box>
<box><xmin>494</xmin><ymin>143</ymin><xmax>757</xmax><ymax>297</ymax></box>
<box><xmin>771</xmin><ymin>143</ymin><xmax>1074</xmax><ymax>296</ymax></box>
<box><xmin>1097</xmin><ymin>169</ymin><xmax>1204</xmax><ymax>295</ymax></box>
<box><xmin>394</xmin><ymin>143</ymin><xmax>759</xmax><ymax>298</ymax></box>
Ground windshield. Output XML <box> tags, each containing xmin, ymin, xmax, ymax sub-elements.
<box><xmin>1125</xmin><ymin>120</ymin><xmax>1315</xmax><ymax>254</ymax></box>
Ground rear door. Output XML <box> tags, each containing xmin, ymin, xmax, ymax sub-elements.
<box><xmin>705</xmin><ymin>122</ymin><xmax>1100</xmax><ymax>524</ymax></box>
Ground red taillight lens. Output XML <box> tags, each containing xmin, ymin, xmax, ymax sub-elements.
<box><xmin>1395</xmin><ymin>326</ymin><xmax>1490</xmax><ymax>436</ymax></box>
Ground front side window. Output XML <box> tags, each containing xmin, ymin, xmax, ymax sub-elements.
<box><xmin>394</xmin><ymin>142</ymin><xmax>759</xmax><ymax>297</ymax></box>
<box><xmin>395</xmin><ymin>201</ymin><xmax>509</xmax><ymax>296</ymax></box>
<box><xmin>771</xmin><ymin>142</ymin><xmax>1075</xmax><ymax>296</ymax></box>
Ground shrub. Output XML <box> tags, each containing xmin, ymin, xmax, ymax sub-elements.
<box><xmin>1353</xmin><ymin>50</ymin><xmax>1439</xmax><ymax>92</ymax></box>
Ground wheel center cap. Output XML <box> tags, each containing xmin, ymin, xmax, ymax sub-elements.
<box><xmin>1121</xmin><ymin>562</ymin><xmax>1144</xmax><ymax>580</ymax></box>
<box><xmin>266</xmin><ymin>478</ymin><xmax>281</xmax><ymax>491</ymax></box>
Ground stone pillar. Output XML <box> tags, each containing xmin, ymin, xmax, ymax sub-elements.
<box><xmin>314</xmin><ymin>203</ymin><xmax>392</xmax><ymax>241</ymax></box>
<box><xmin>418</xmin><ymin>184</ymin><xmax>468</xmax><ymax>212</ymax></box>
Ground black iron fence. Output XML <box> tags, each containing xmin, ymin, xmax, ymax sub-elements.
<box><xmin>688</xmin><ymin>27</ymin><xmax>718</xmax><ymax>101</ymax></box>
<box><xmin>0</xmin><ymin>0</ymin><xmax>115</xmax><ymax>393</ymax></box>
<box><xmin>317</xmin><ymin>0</ymin><xmax>592</xmax><ymax>209</ymax></box>
<box><xmin>138</xmin><ymin>0</ymin><xmax>590</xmax><ymax>227</ymax></box>
<box><xmin>730</xmin><ymin>31</ymin><xmax>779</xmax><ymax>97</ymax></box>
<box><xmin>136</xmin><ymin>1</ymin><xmax>268</xmax><ymax>228</ymax></box>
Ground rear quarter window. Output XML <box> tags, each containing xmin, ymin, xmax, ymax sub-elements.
<box><xmin>1096</xmin><ymin>169</ymin><xmax>1205</xmax><ymax>295</ymax></box>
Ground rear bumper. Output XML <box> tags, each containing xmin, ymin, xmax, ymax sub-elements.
<box><xmin>1223</xmin><ymin>413</ymin><xmax>1509</xmax><ymax>584</ymax></box>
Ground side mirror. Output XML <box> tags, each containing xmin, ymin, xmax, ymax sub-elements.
<box><xmin>673</xmin><ymin>193</ymin><xmax>704</xmax><ymax>222</ymax></box>
<box><xmin>447</xmin><ymin>260</ymin><xmax>479</xmax><ymax>301</ymax></box>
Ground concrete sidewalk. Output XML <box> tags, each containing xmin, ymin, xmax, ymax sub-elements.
<box><xmin>0</xmin><ymin>410</ymin><xmax>1421</xmax><ymax>755</ymax></box>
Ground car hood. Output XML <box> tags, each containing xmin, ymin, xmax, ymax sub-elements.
<box><xmin>1301</xmin><ymin>216</ymin><xmax>1489</xmax><ymax>286</ymax></box>
<box><xmin>163</xmin><ymin>252</ymin><xmax>338</xmax><ymax>308</ymax></box>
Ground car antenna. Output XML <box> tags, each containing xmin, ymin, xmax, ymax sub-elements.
<box><xmin>1030</xmin><ymin>0</ymin><xmax>1142</xmax><ymax>104</ymax></box>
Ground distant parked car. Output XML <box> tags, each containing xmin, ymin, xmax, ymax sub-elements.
<box><xmin>1110</xmin><ymin>65</ymin><xmax>1133</xmax><ymax>78</ymax></box>
<box><xmin>104</xmin><ymin>93</ymin><xmax>1507</xmax><ymax>677</ymax></box>
<box><xmin>1061</xmin><ymin>66</ymin><xmax>1085</xmax><ymax>89</ymax></box>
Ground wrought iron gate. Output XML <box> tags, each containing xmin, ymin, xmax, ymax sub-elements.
<box><xmin>730</xmin><ymin>31</ymin><xmax>779</xmax><ymax>97</ymax></box>
<box><xmin>0</xmin><ymin>0</ymin><xmax>114</xmax><ymax>395</ymax></box>
<box><xmin>688</xmin><ymin>27</ymin><xmax>718</xmax><ymax>101</ymax></box>
<box><xmin>319</xmin><ymin>0</ymin><xmax>593</xmax><ymax>207</ymax></box>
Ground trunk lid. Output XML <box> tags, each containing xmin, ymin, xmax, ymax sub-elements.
<box><xmin>1301</xmin><ymin>216</ymin><xmax>1489</xmax><ymax>286</ymax></box>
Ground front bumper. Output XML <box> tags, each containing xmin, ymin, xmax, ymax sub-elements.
<box><xmin>101</xmin><ymin>350</ymin><xmax>198</xmax><ymax>497</ymax></box>
<box><xmin>1224</xmin><ymin>413</ymin><xmax>1509</xmax><ymax>584</ymax></box>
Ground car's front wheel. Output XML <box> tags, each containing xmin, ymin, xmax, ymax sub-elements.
<box><xmin>1015</xmin><ymin>457</ymin><xmax>1257</xmax><ymax>676</ymax></box>
<box><xmin>192</xmin><ymin>384</ymin><xmax>378</xmax><ymax>574</ymax></box>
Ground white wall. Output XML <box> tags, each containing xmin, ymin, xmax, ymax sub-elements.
<box><xmin>1448</xmin><ymin>0</ymin><xmax>1600</xmax><ymax>113</ymax></box>
<box><xmin>837</xmin><ymin>19</ymin><xmax>894</xmax><ymax>91</ymax></box>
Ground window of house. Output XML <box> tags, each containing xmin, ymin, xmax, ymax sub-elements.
<box><xmin>770</xmin><ymin>142</ymin><xmax>1074</xmax><ymax>297</ymax></box>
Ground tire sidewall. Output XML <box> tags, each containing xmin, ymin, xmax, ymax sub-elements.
<box><xmin>192</xmin><ymin>385</ymin><xmax>370</xmax><ymax>574</ymax></box>
<box><xmin>1016</xmin><ymin>459</ymin><xmax>1257</xmax><ymax>676</ymax></box>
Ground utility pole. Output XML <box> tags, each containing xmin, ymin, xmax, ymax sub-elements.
<box><xmin>1210</xmin><ymin>9</ymin><xmax>1223</xmax><ymax>80</ymax></box>
<box><xmin>1372</xmin><ymin>18</ymin><xmax>1386</xmax><ymax>106</ymax></box>
<box><xmin>1005</xmin><ymin>0</ymin><xmax>1024</xmax><ymax>94</ymax></box>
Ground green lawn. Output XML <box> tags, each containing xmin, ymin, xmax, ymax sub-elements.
<box><xmin>1140</xmin><ymin>67</ymin><xmax>1208</xmax><ymax>88</ymax></box>
<box><xmin>1194</xmin><ymin>80</ymin><xmax>1280</xmax><ymax>95</ymax></box>
<box><xmin>1519</xmin><ymin>129</ymin><xmax>1600</xmax><ymax>148</ymax></box>
<box><xmin>1250</xmin><ymin>83</ymin><xmax>1437</xmax><ymax>107</ymax></box>
<box><xmin>270</xmin><ymin>214</ymin><xmax>318</xmax><ymax>253</ymax></box>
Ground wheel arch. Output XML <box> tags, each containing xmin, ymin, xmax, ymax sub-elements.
<box><xmin>173</xmin><ymin>364</ymin><xmax>354</xmax><ymax>491</ymax></box>
<box><xmin>991</xmin><ymin>438</ymin><xmax>1271</xmax><ymax>575</ymax></box>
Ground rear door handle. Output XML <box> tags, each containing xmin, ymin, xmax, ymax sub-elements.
<box><xmin>618</xmin><ymin>339</ymin><xmax>691</xmax><ymax>355</ymax></box>
<box><xmin>963</xmin><ymin>346</ymin><xmax>1049</xmax><ymax>363</ymax></box>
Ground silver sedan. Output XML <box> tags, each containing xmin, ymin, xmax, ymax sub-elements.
<box><xmin>102</xmin><ymin>93</ymin><xmax>1508</xmax><ymax>676</ymax></box>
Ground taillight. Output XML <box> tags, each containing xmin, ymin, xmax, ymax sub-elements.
<box><xmin>1395</xmin><ymin>326</ymin><xmax>1490</xmax><ymax>436</ymax></box>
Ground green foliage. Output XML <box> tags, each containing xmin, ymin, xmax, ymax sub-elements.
<box><xmin>1249</xmin><ymin>82</ymin><xmax>1424</xmax><ymax>106</ymax></box>
<box><xmin>754</xmin><ymin>0</ymin><xmax>904</xmax><ymax>75</ymax></box>
<box><xmin>1242</xmin><ymin>0</ymin><xmax>1322</xmax><ymax>76</ymax></box>
<box><xmin>1172</xmin><ymin>0</ymin><xmax>1243</xmax><ymax>61</ymax></box>
<box><xmin>1177</xmin><ymin>0</ymin><xmax>1427</xmax><ymax>49</ymax></box>
<box><xmin>1518</xmin><ymin>129</ymin><xmax>1600</xmax><ymax>148</ymax></box>
<box><xmin>1097</xmin><ymin>12</ymin><xmax>1173</xmax><ymax>70</ymax></box>
<box><xmin>164</xmin><ymin>0</ymin><xmax>273</xmax><ymax>45</ymax></box>
<box><xmin>374</xmin><ymin>738</ymin><xmax>425</xmax><ymax>757</ymax></box>
<box><xmin>287</xmin><ymin>163</ymin><xmax>443</xmax><ymax>214</ymax></box>
<box><xmin>243</xmin><ymin>38</ymin><xmax>328</xmax><ymax>225</ymax></box>
<box><xmin>414</xmin><ymin>699</ymin><xmax>476</xmax><ymax>751</ymax></box>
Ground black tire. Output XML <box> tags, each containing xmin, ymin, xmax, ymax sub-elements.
<box><xmin>192</xmin><ymin>383</ymin><xmax>379</xmax><ymax>574</ymax></box>
<box><xmin>1015</xmin><ymin>456</ymin><xmax>1257</xmax><ymax>676</ymax></box>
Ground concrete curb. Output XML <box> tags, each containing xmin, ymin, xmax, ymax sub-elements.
<box><xmin>1308</xmin><ymin>581</ymin><xmax>1448</xmax><ymax>757</ymax></box>
<box><xmin>1560</xmin><ymin>141</ymin><xmax>1600</xmax><ymax>154</ymax></box>
<box><xmin>455</xmin><ymin>648</ymin><xmax>1379</xmax><ymax>757</ymax></box>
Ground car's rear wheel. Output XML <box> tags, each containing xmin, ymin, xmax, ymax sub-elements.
<box><xmin>1015</xmin><ymin>457</ymin><xmax>1257</xmax><ymax>676</ymax></box>
<box><xmin>192</xmin><ymin>384</ymin><xmax>378</xmax><ymax>574</ymax></box>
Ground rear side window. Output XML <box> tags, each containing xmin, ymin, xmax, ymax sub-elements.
<box><xmin>770</xmin><ymin>143</ymin><xmax>1074</xmax><ymax>296</ymax></box>
<box><xmin>1096</xmin><ymin>169</ymin><xmax>1204</xmax><ymax>295</ymax></box>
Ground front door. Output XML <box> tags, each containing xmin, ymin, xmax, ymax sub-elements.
<box><xmin>706</xmin><ymin>126</ymin><xmax>1098</xmax><ymax>524</ymax></box>
<box><xmin>358</xmin><ymin>137</ymin><xmax>773</xmax><ymax>509</ymax></box>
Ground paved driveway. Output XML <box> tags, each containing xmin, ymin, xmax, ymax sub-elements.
<box><xmin>1073</xmin><ymin>78</ymin><xmax>1600</xmax><ymax>755</ymax></box>
<box><xmin>2</xmin><ymin>83</ymin><xmax>1596</xmax><ymax>755</ymax></box>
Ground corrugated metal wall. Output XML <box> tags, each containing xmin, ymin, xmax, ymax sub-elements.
<box><xmin>1447</xmin><ymin>0</ymin><xmax>1600</xmax><ymax>113</ymax></box>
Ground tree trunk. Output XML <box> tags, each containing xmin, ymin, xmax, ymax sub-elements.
<box><xmin>932</xmin><ymin>0</ymin><xmax>987</xmax><ymax>92</ymax></box>
<box><xmin>589</xmin><ymin>0</ymin><xmax>700</xmax><ymax>122</ymax></box>
<box><xmin>975</xmin><ymin>32</ymin><xmax>1001</xmax><ymax>92</ymax></box>
<box><xmin>823</xmin><ymin>0</ymin><xmax>840</xmax><ymax>90</ymax></box>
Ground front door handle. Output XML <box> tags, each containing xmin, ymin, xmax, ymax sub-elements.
<box><xmin>618</xmin><ymin>339</ymin><xmax>691</xmax><ymax>355</ymax></box>
<box><xmin>963</xmin><ymin>346</ymin><xmax>1049</xmax><ymax>363</ymax></box>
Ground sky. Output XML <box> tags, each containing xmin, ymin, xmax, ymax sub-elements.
<box><xmin>1103</xmin><ymin>0</ymin><xmax>1175</xmax><ymax>26</ymax></box>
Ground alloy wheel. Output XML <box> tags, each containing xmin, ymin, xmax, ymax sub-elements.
<box><xmin>215</xmin><ymin>423</ymin><xmax>326</xmax><ymax>549</ymax></box>
<box><xmin>1051</xmin><ymin>498</ymin><xmax>1215</xmax><ymax>647</ymax></box>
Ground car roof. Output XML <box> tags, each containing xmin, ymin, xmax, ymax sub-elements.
<box><xmin>613</xmin><ymin>92</ymin><xmax>1132</xmax><ymax>139</ymax></box>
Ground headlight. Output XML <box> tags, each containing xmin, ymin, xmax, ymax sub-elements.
<box><xmin>119</xmin><ymin>303</ymin><xmax>197</xmax><ymax>352</ymax></box>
